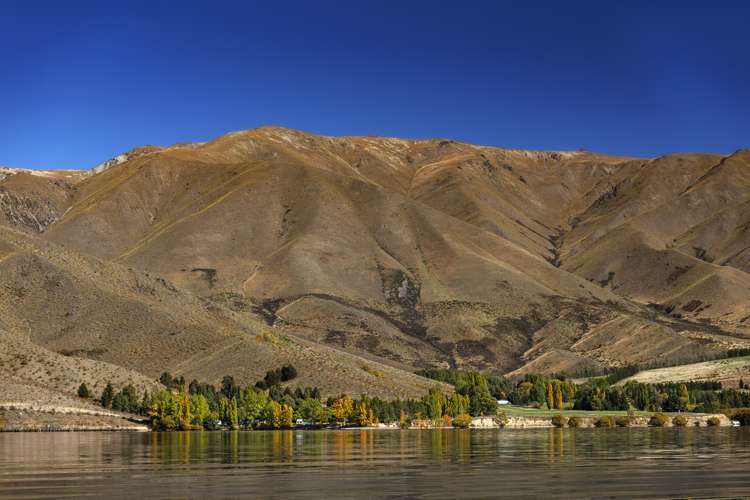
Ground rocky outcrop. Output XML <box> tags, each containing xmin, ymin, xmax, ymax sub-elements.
<box><xmin>0</xmin><ymin>189</ymin><xmax>61</xmax><ymax>232</ymax></box>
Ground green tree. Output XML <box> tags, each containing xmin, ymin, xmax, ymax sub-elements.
<box><xmin>112</xmin><ymin>384</ymin><xmax>139</xmax><ymax>413</ymax></box>
<box><xmin>190</xmin><ymin>394</ymin><xmax>210</xmax><ymax>428</ymax></box>
<box><xmin>297</xmin><ymin>397</ymin><xmax>330</xmax><ymax>424</ymax></box>
<box><xmin>100</xmin><ymin>382</ymin><xmax>115</xmax><ymax>408</ymax></box>
<box><xmin>149</xmin><ymin>389</ymin><xmax>178</xmax><ymax>430</ymax></box>
<box><xmin>77</xmin><ymin>383</ymin><xmax>90</xmax><ymax>398</ymax></box>
<box><xmin>240</xmin><ymin>387</ymin><xmax>268</xmax><ymax>428</ymax></box>
<box><xmin>140</xmin><ymin>390</ymin><xmax>152</xmax><ymax>415</ymax></box>
<box><xmin>176</xmin><ymin>391</ymin><xmax>192</xmax><ymax>430</ymax></box>
<box><xmin>444</xmin><ymin>393</ymin><xmax>470</xmax><ymax>417</ymax></box>
<box><xmin>280</xmin><ymin>364</ymin><xmax>298</xmax><ymax>381</ymax></box>
<box><xmin>422</xmin><ymin>386</ymin><xmax>446</xmax><ymax>420</ymax></box>
<box><xmin>225</xmin><ymin>398</ymin><xmax>240</xmax><ymax>430</ymax></box>
<box><xmin>456</xmin><ymin>372</ymin><xmax>496</xmax><ymax>416</ymax></box>
<box><xmin>221</xmin><ymin>376</ymin><xmax>240</xmax><ymax>400</ymax></box>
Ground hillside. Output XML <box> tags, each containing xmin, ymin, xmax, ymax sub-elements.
<box><xmin>1</xmin><ymin>126</ymin><xmax>749</xmax><ymax>404</ymax></box>
<box><xmin>622</xmin><ymin>356</ymin><xmax>750</xmax><ymax>388</ymax></box>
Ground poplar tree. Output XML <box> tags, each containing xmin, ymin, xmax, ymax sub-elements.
<box><xmin>546</xmin><ymin>382</ymin><xmax>554</xmax><ymax>410</ymax></box>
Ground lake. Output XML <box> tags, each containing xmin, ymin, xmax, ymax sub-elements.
<box><xmin>1</xmin><ymin>428</ymin><xmax>749</xmax><ymax>498</ymax></box>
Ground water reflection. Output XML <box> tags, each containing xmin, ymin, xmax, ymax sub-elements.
<box><xmin>1</xmin><ymin>428</ymin><xmax>750</xmax><ymax>499</ymax></box>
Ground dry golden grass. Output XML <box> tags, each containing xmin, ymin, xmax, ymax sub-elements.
<box><xmin>0</xmin><ymin>127</ymin><xmax>749</xmax><ymax>399</ymax></box>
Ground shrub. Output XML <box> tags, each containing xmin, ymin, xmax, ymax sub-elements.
<box><xmin>672</xmin><ymin>415</ymin><xmax>688</xmax><ymax>427</ymax></box>
<box><xmin>495</xmin><ymin>411</ymin><xmax>509</xmax><ymax>427</ymax></box>
<box><xmin>551</xmin><ymin>415</ymin><xmax>566</xmax><ymax>427</ymax></box>
<box><xmin>595</xmin><ymin>416</ymin><xmax>615</xmax><ymax>428</ymax></box>
<box><xmin>650</xmin><ymin>413</ymin><xmax>669</xmax><ymax>427</ymax></box>
<box><xmin>360</xmin><ymin>364</ymin><xmax>384</xmax><ymax>378</ymax></box>
<box><xmin>77</xmin><ymin>383</ymin><xmax>90</xmax><ymax>398</ymax></box>
<box><xmin>280</xmin><ymin>364</ymin><xmax>297</xmax><ymax>381</ymax></box>
<box><xmin>441</xmin><ymin>414</ymin><xmax>453</xmax><ymax>427</ymax></box>
<box><xmin>615</xmin><ymin>416</ymin><xmax>631</xmax><ymax>427</ymax></box>
<box><xmin>453</xmin><ymin>413</ymin><xmax>473</xmax><ymax>428</ymax></box>
<box><xmin>567</xmin><ymin>416</ymin><xmax>582</xmax><ymax>428</ymax></box>
<box><xmin>707</xmin><ymin>416</ymin><xmax>721</xmax><ymax>427</ymax></box>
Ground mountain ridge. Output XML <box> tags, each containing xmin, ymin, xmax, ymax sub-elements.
<box><xmin>1</xmin><ymin>126</ymin><xmax>749</xmax><ymax>406</ymax></box>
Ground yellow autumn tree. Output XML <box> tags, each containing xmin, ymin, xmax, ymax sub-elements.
<box><xmin>280</xmin><ymin>404</ymin><xmax>294</xmax><ymax>428</ymax></box>
<box><xmin>331</xmin><ymin>395</ymin><xmax>353</xmax><ymax>425</ymax></box>
<box><xmin>546</xmin><ymin>382</ymin><xmax>554</xmax><ymax>410</ymax></box>
<box><xmin>554</xmin><ymin>383</ymin><xmax>564</xmax><ymax>410</ymax></box>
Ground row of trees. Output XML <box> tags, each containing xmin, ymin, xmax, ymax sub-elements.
<box><xmin>571</xmin><ymin>379</ymin><xmax>744</xmax><ymax>413</ymax></box>
<box><xmin>79</xmin><ymin>369</ymin><xmax>503</xmax><ymax>431</ymax></box>
<box><xmin>416</xmin><ymin>369</ymin><xmax>578</xmax><ymax>411</ymax></box>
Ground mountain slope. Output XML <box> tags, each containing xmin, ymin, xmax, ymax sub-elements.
<box><xmin>0</xmin><ymin>126</ymin><xmax>748</xmax><ymax>398</ymax></box>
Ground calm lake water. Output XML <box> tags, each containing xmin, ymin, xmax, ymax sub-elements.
<box><xmin>1</xmin><ymin>428</ymin><xmax>750</xmax><ymax>499</ymax></box>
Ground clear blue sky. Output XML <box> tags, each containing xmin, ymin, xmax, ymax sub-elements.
<box><xmin>2</xmin><ymin>1</ymin><xmax>749</xmax><ymax>169</ymax></box>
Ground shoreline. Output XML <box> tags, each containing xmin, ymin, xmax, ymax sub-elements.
<box><xmin>0</xmin><ymin>407</ymin><xmax>732</xmax><ymax>432</ymax></box>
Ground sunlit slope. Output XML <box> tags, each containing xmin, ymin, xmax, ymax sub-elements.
<box><xmin>0</xmin><ymin>225</ymin><xmax>440</xmax><ymax>398</ymax></box>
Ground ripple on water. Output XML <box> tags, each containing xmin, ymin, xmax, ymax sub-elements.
<box><xmin>0</xmin><ymin>428</ymin><xmax>749</xmax><ymax>499</ymax></box>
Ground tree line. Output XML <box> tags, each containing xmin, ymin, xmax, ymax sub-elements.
<box><xmin>77</xmin><ymin>365</ymin><xmax>503</xmax><ymax>431</ymax></box>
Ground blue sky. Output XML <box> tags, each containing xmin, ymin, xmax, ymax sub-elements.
<box><xmin>1</xmin><ymin>1</ymin><xmax>749</xmax><ymax>169</ymax></box>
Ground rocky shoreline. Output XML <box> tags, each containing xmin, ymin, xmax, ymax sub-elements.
<box><xmin>470</xmin><ymin>414</ymin><xmax>733</xmax><ymax>428</ymax></box>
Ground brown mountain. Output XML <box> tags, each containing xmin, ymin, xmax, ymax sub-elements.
<box><xmin>1</xmin><ymin>127</ymin><xmax>749</xmax><ymax>404</ymax></box>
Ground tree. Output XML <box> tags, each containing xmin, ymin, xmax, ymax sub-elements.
<box><xmin>190</xmin><ymin>394</ymin><xmax>210</xmax><ymax>428</ymax></box>
<box><xmin>546</xmin><ymin>382</ymin><xmax>554</xmax><ymax>410</ymax></box>
<box><xmin>140</xmin><ymin>390</ymin><xmax>152</xmax><ymax>415</ymax></box>
<box><xmin>176</xmin><ymin>391</ymin><xmax>192</xmax><ymax>430</ymax></box>
<box><xmin>355</xmin><ymin>401</ymin><xmax>375</xmax><ymax>426</ymax></box>
<box><xmin>77</xmin><ymin>383</ymin><xmax>90</xmax><ymax>398</ymax></box>
<box><xmin>554</xmin><ymin>383</ymin><xmax>564</xmax><ymax>410</ymax></box>
<box><xmin>422</xmin><ymin>386</ymin><xmax>446</xmax><ymax>420</ymax></box>
<box><xmin>456</xmin><ymin>372</ymin><xmax>496</xmax><ymax>416</ymax></box>
<box><xmin>112</xmin><ymin>384</ymin><xmax>139</xmax><ymax>413</ymax></box>
<box><xmin>159</xmin><ymin>372</ymin><xmax>173</xmax><ymax>387</ymax></box>
<box><xmin>262</xmin><ymin>400</ymin><xmax>283</xmax><ymax>428</ymax></box>
<box><xmin>678</xmin><ymin>383</ymin><xmax>690</xmax><ymax>409</ymax></box>
<box><xmin>280</xmin><ymin>364</ymin><xmax>298</xmax><ymax>381</ymax></box>
<box><xmin>228</xmin><ymin>397</ymin><xmax>239</xmax><ymax>429</ymax></box>
<box><xmin>221</xmin><ymin>376</ymin><xmax>240</xmax><ymax>400</ymax></box>
<box><xmin>280</xmin><ymin>404</ymin><xmax>294</xmax><ymax>428</ymax></box>
<box><xmin>331</xmin><ymin>395</ymin><xmax>354</xmax><ymax>425</ymax></box>
<box><xmin>444</xmin><ymin>393</ymin><xmax>470</xmax><ymax>417</ymax></box>
<box><xmin>264</xmin><ymin>369</ymin><xmax>282</xmax><ymax>387</ymax></box>
<box><xmin>240</xmin><ymin>387</ymin><xmax>268</xmax><ymax>428</ymax></box>
<box><xmin>149</xmin><ymin>389</ymin><xmax>180</xmax><ymax>430</ymax></box>
<box><xmin>100</xmin><ymin>382</ymin><xmax>115</xmax><ymax>408</ymax></box>
<box><xmin>297</xmin><ymin>398</ymin><xmax>330</xmax><ymax>424</ymax></box>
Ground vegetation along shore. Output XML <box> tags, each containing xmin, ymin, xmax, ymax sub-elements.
<box><xmin>4</xmin><ymin>364</ymin><xmax>746</xmax><ymax>432</ymax></box>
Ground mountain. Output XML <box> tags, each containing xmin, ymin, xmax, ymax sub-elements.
<box><xmin>1</xmin><ymin>126</ymin><xmax>749</xmax><ymax>405</ymax></box>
